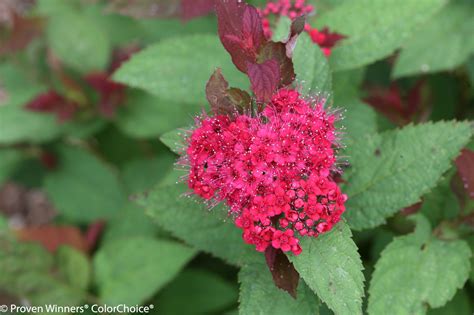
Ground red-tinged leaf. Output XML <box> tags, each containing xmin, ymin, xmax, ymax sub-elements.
<box><xmin>105</xmin><ymin>0</ymin><xmax>182</xmax><ymax>19</ymax></box>
<box><xmin>16</xmin><ymin>225</ymin><xmax>89</xmax><ymax>253</ymax></box>
<box><xmin>248</xmin><ymin>59</ymin><xmax>280</xmax><ymax>103</ymax></box>
<box><xmin>0</xmin><ymin>14</ymin><xmax>43</xmax><ymax>56</ymax></box>
<box><xmin>109</xmin><ymin>44</ymin><xmax>141</xmax><ymax>73</ymax></box>
<box><xmin>264</xmin><ymin>246</ymin><xmax>299</xmax><ymax>299</ymax></box>
<box><xmin>455</xmin><ymin>148</ymin><xmax>474</xmax><ymax>199</ymax></box>
<box><xmin>85</xmin><ymin>72</ymin><xmax>126</xmax><ymax>118</ymax></box>
<box><xmin>257</xmin><ymin>41</ymin><xmax>294</xmax><ymax>86</ymax></box>
<box><xmin>206</xmin><ymin>68</ymin><xmax>251</xmax><ymax>115</ymax></box>
<box><xmin>24</xmin><ymin>90</ymin><xmax>77</xmax><ymax>122</ymax></box>
<box><xmin>84</xmin><ymin>220</ymin><xmax>106</xmax><ymax>252</ymax></box>
<box><xmin>400</xmin><ymin>201</ymin><xmax>423</xmax><ymax>216</ymax></box>
<box><xmin>215</xmin><ymin>0</ymin><xmax>265</xmax><ymax>73</ymax></box>
<box><xmin>181</xmin><ymin>0</ymin><xmax>214</xmax><ymax>21</ymax></box>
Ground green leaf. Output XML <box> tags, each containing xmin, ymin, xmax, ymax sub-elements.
<box><xmin>44</xmin><ymin>145</ymin><xmax>125</xmax><ymax>222</ymax></box>
<box><xmin>142</xmin><ymin>183</ymin><xmax>260</xmax><ymax>266</ymax></box>
<box><xmin>239</xmin><ymin>257</ymin><xmax>319</xmax><ymax>315</ymax></box>
<box><xmin>94</xmin><ymin>237</ymin><xmax>196</xmax><ymax>306</ymax></box>
<box><xmin>121</xmin><ymin>155</ymin><xmax>175</xmax><ymax>194</ymax></box>
<box><xmin>0</xmin><ymin>149</ymin><xmax>23</xmax><ymax>185</ymax></box>
<box><xmin>156</xmin><ymin>269</ymin><xmax>238</xmax><ymax>315</ymax></box>
<box><xmin>47</xmin><ymin>11</ymin><xmax>111</xmax><ymax>72</ymax></box>
<box><xmin>368</xmin><ymin>215</ymin><xmax>472</xmax><ymax>315</ymax></box>
<box><xmin>0</xmin><ymin>64</ymin><xmax>62</xmax><ymax>144</ymax></box>
<box><xmin>56</xmin><ymin>246</ymin><xmax>91</xmax><ymax>291</ymax></box>
<box><xmin>344</xmin><ymin>121</ymin><xmax>472</xmax><ymax>230</ymax></box>
<box><xmin>272</xmin><ymin>16</ymin><xmax>292</xmax><ymax>42</ymax></box>
<box><xmin>113</xmin><ymin>34</ymin><xmax>248</xmax><ymax>105</ymax></box>
<box><xmin>316</xmin><ymin>0</ymin><xmax>447</xmax><ymax>71</ymax></box>
<box><xmin>160</xmin><ymin>129</ymin><xmax>187</xmax><ymax>155</ymax></box>
<box><xmin>293</xmin><ymin>32</ymin><xmax>332</xmax><ymax>97</ymax></box>
<box><xmin>428</xmin><ymin>289</ymin><xmax>472</xmax><ymax>315</ymax></box>
<box><xmin>393</xmin><ymin>0</ymin><xmax>474</xmax><ymax>78</ymax></box>
<box><xmin>0</xmin><ymin>235</ymin><xmax>86</xmax><ymax>308</ymax></box>
<box><xmin>340</xmin><ymin>99</ymin><xmax>378</xmax><ymax>145</ymax></box>
<box><xmin>115</xmin><ymin>90</ymin><xmax>201</xmax><ymax>139</ymax></box>
<box><xmin>290</xmin><ymin>221</ymin><xmax>365</xmax><ymax>315</ymax></box>
<box><xmin>332</xmin><ymin>68</ymin><xmax>366</xmax><ymax>103</ymax></box>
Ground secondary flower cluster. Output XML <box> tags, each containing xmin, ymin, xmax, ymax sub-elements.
<box><xmin>258</xmin><ymin>0</ymin><xmax>345</xmax><ymax>56</ymax></box>
<box><xmin>185</xmin><ymin>89</ymin><xmax>347</xmax><ymax>255</ymax></box>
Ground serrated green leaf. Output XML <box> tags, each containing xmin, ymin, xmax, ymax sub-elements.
<box><xmin>393</xmin><ymin>0</ymin><xmax>474</xmax><ymax>78</ymax></box>
<box><xmin>239</xmin><ymin>257</ymin><xmax>319</xmax><ymax>315</ymax></box>
<box><xmin>157</xmin><ymin>269</ymin><xmax>238</xmax><ymax>315</ymax></box>
<box><xmin>47</xmin><ymin>11</ymin><xmax>111</xmax><ymax>72</ymax></box>
<box><xmin>332</xmin><ymin>68</ymin><xmax>366</xmax><ymax>103</ymax></box>
<box><xmin>44</xmin><ymin>145</ymin><xmax>125</xmax><ymax>223</ymax></box>
<box><xmin>340</xmin><ymin>99</ymin><xmax>378</xmax><ymax>145</ymax></box>
<box><xmin>293</xmin><ymin>33</ymin><xmax>332</xmax><ymax>97</ymax></box>
<box><xmin>344</xmin><ymin>121</ymin><xmax>472</xmax><ymax>230</ymax></box>
<box><xmin>428</xmin><ymin>289</ymin><xmax>472</xmax><ymax>315</ymax></box>
<box><xmin>142</xmin><ymin>183</ymin><xmax>260</xmax><ymax>266</ymax></box>
<box><xmin>290</xmin><ymin>221</ymin><xmax>365</xmax><ymax>315</ymax></box>
<box><xmin>316</xmin><ymin>0</ymin><xmax>447</xmax><ymax>71</ymax></box>
<box><xmin>368</xmin><ymin>215</ymin><xmax>472</xmax><ymax>315</ymax></box>
<box><xmin>115</xmin><ymin>90</ymin><xmax>201</xmax><ymax>139</ymax></box>
<box><xmin>160</xmin><ymin>129</ymin><xmax>187</xmax><ymax>155</ymax></box>
<box><xmin>113</xmin><ymin>34</ymin><xmax>248</xmax><ymax>105</ymax></box>
<box><xmin>94</xmin><ymin>237</ymin><xmax>195</xmax><ymax>306</ymax></box>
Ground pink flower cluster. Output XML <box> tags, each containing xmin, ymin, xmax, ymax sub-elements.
<box><xmin>185</xmin><ymin>89</ymin><xmax>347</xmax><ymax>255</ymax></box>
<box><xmin>259</xmin><ymin>0</ymin><xmax>345</xmax><ymax>56</ymax></box>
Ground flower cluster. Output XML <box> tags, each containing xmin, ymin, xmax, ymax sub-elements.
<box><xmin>185</xmin><ymin>89</ymin><xmax>347</xmax><ymax>255</ymax></box>
<box><xmin>258</xmin><ymin>0</ymin><xmax>345</xmax><ymax>56</ymax></box>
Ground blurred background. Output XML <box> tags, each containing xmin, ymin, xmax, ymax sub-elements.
<box><xmin>0</xmin><ymin>0</ymin><xmax>473</xmax><ymax>314</ymax></box>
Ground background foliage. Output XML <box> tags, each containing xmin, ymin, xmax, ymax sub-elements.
<box><xmin>0</xmin><ymin>0</ymin><xmax>473</xmax><ymax>314</ymax></box>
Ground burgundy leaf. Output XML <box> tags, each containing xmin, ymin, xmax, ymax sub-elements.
<box><xmin>206</xmin><ymin>68</ymin><xmax>251</xmax><ymax>115</ymax></box>
<box><xmin>455</xmin><ymin>148</ymin><xmax>474</xmax><ymax>199</ymax></box>
<box><xmin>16</xmin><ymin>225</ymin><xmax>89</xmax><ymax>253</ymax></box>
<box><xmin>24</xmin><ymin>90</ymin><xmax>76</xmax><ymax>122</ymax></box>
<box><xmin>181</xmin><ymin>0</ymin><xmax>214</xmax><ymax>21</ymax></box>
<box><xmin>400</xmin><ymin>201</ymin><xmax>423</xmax><ymax>216</ymax></box>
<box><xmin>84</xmin><ymin>220</ymin><xmax>106</xmax><ymax>252</ymax></box>
<box><xmin>215</xmin><ymin>0</ymin><xmax>265</xmax><ymax>73</ymax></box>
<box><xmin>264</xmin><ymin>246</ymin><xmax>299</xmax><ymax>299</ymax></box>
<box><xmin>0</xmin><ymin>14</ymin><xmax>43</xmax><ymax>56</ymax></box>
<box><xmin>247</xmin><ymin>59</ymin><xmax>280</xmax><ymax>103</ymax></box>
<box><xmin>257</xmin><ymin>41</ymin><xmax>294</xmax><ymax>86</ymax></box>
<box><xmin>85</xmin><ymin>72</ymin><xmax>126</xmax><ymax>118</ymax></box>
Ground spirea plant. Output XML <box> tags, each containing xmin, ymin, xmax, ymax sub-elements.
<box><xmin>0</xmin><ymin>0</ymin><xmax>473</xmax><ymax>314</ymax></box>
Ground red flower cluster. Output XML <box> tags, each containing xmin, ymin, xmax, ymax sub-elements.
<box><xmin>185</xmin><ymin>89</ymin><xmax>347</xmax><ymax>255</ymax></box>
<box><xmin>259</xmin><ymin>0</ymin><xmax>345</xmax><ymax>56</ymax></box>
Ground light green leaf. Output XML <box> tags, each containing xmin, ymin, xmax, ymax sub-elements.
<box><xmin>160</xmin><ymin>129</ymin><xmax>187</xmax><ymax>155</ymax></box>
<box><xmin>142</xmin><ymin>183</ymin><xmax>260</xmax><ymax>266</ymax></box>
<box><xmin>94</xmin><ymin>237</ymin><xmax>195</xmax><ymax>306</ymax></box>
<box><xmin>239</xmin><ymin>257</ymin><xmax>319</xmax><ymax>315</ymax></box>
<box><xmin>293</xmin><ymin>32</ymin><xmax>332</xmax><ymax>97</ymax></box>
<box><xmin>47</xmin><ymin>11</ymin><xmax>111</xmax><ymax>72</ymax></box>
<box><xmin>272</xmin><ymin>16</ymin><xmax>292</xmax><ymax>42</ymax></box>
<box><xmin>344</xmin><ymin>121</ymin><xmax>472</xmax><ymax>230</ymax></box>
<box><xmin>428</xmin><ymin>289</ymin><xmax>472</xmax><ymax>315</ymax></box>
<box><xmin>393</xmin><ymin>0</ymin><xmax>474</xmax><ymax>78</ymax></box>
<box><xmin>56</xmin><ymin>246</ymin><xmax>91</xmax><ymax>291</ymax></box>
<box><xmin>368</xmin><ymin>215</ymin><xmax>472</xmax><ymax>315</ymax></box>
<box><xmin>114</xmin><ymin>34</ymin><xmax>248</xmax><ymax>105</ymax></box>
<box><xmin>115</xmin><ymin>90</ymin><xmax>201</xmax><ymax>139</ymax></box>
<box><xmin>290</xmin><ymin>222</ymin><xmax>365</xmax><ymax>315</ymax></box>
<box><xmin>340</xmin><ymin>99</ymin><xmax>378</xmax><ymax>145</ymax></box>
<box><xmin>157</xmin><ymin>269</ymin><xmax>238</xmax><ymax>315</ymax></box>
<box><xmin>44</xmin><ymin>145</ymin><xmax>125</xmax><ymax>222</ymax></box>
<box><xmin>316</xmin><ymin>0</ymin><xmax>447</xmax><ymax>71</ymax></box>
